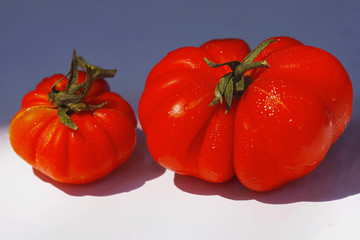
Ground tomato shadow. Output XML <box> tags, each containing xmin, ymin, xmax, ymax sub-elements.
<box><xmin>174</xmin><ymin>118</ymin><xmax>360</xmax><ymax>204</ymax></box>
<box><xmin>33</xmin><ymin>128</ymin><xmax>166</xmax><ymax>196</ymax></box>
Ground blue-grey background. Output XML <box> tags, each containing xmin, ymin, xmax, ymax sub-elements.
<box><xmin>1</xmin><ymin>0</ymin><xmax>359</xmax><ymax>125</ymax></box>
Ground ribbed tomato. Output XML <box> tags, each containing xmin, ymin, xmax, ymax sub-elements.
<box><xmin>138</xmin><ymin>37</ymin><xmax>352</xmax><ymax>191</ymax></box>
<box><xmin>9</xmin><ymin>52</ymin><xmax>137</xmax><ymax>184</ymax></box>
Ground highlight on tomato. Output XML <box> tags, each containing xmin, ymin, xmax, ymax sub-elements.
<box><xmin>9</xmin><ymin>51</ymin><xmax>137</xmax><ymax>184</ymax></box>
<box><xmin>138</xmin><ymin>36</ymin><xmax>353</xmax><ymax>191</ymax></box>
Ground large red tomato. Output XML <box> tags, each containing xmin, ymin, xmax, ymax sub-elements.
<box><xmin>138</xmin><ymin>37</ymin><xmax>352</xmax><ymax>191</ymax></box>
<box><xmin>9</xmin><ymin>52</ymin><xmax>137</xmax><ymax>184</ymax></box>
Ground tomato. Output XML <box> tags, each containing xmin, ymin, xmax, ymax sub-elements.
<box><xmin>9</xmin><ymin>52</ymin><xmax>137</xmax><ymax>184</ymax></box>
<box><xmin>138</xmin><ymin>37</ymin><xmax>352</xmax><ymax>191</ymax></box>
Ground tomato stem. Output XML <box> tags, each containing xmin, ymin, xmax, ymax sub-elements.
<box><xmin>48</xmin><ymin>50</ymin><xmax>117</xmax><ymax>130</ymax></box>
<box><xmin>205</xmin><ymin>39</ymin><xmax>275</xmax><ymax>113</ymax></box>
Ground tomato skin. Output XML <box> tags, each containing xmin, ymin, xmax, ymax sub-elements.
<box><xmin>251</xmin><ymin>44</ymin><xmax>353</xmax><ymax>143</ymax></box>
<box><xmin>233</xmin><ymin>78</ymin><xmax>333</xmax><ymax>191</ymax></box>
<box><xmin>139</xmin><ymin>39</ymin><xmax>250</xmax><ymax>182</ymax></box>
<box><xmin>9</xmin><ymin>71</ymin><xmax>137</xmax><ymax>184</ymax></box>
<box><xmin>139</xmin><ymin>37</ymin><xmax>353</xmax><ymax>191</ymax></box>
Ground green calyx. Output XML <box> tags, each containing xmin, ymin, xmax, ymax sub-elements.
<box><xmin>205</xmin><ymin>39</ymin><xmax>275</xmax><ymax>113</ymax></box>
<box><xmin>48</xmin><ymin>50</ymin><xmax>117</xmax><ymax>130</ymax></box>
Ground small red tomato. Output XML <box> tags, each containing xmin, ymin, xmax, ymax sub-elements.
<box><xmin>9</xmin><ymin>51</ymin><xmax>137</xmax><ymax>184</ymax></box>
<box><xmin>138</xmin><ymin>37</ymin><xmax>352</xmax><ymax>191</ymax></box>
